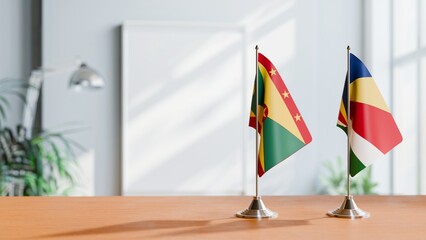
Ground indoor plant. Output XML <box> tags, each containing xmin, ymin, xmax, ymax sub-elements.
<box><xmin>0</xmin><ymin>78</ymin><xmax>81</xmax><ymax>196</ymax></box>
<box><xmin>318</xmin><ymin>156</ymin><xmax>378</xmax><ymax>195</ymax></box>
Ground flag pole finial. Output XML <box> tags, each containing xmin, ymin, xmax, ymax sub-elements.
<box><xmin>347</xmin><ymin>45</ymin><xmax>351</xmax><ymax>51</ymax></box>
<box><xmin>255</xmin><ymin>45</ymin><xmax>259</xmax><ymax>50</ymax></box>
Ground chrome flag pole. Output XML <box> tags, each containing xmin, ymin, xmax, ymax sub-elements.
<box><xmin>236</xmin><ymin>45</ymin><xmax>277</xmax><ymax>219</ymax></box>
<box><xmin>327</xmin><ymin>46</ymin><xmax>369</xmax><ymax>219</ymax></box>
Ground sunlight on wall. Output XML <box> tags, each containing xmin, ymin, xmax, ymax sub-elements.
<box><xmin>242</xmin><ymin>0</ymin><xmax>294</xmax><ymax>31</ymax></box>
<box><xmin>172</xmin><ymin>31</ymin><xmax>243</xmax><ymax>79</ymax></box>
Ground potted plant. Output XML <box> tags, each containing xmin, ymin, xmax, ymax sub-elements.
<box><xmin>0</xmin><ymin>79</ymin><xmax>81</xmax><ymax>196</ymax></box>
<box><xmin>318</xmin><ymin>156</ymin><xmax>378</xmax><ymax>195</ymax></box>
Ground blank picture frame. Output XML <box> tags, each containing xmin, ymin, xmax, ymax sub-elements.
<box><xmin>121</xmin><ymin>21</ymin><xmax>248</xmax><ymax>195</ymax></box>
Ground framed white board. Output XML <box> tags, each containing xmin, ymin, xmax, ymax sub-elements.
<box><xmin>121</xmin><ymin>21</ymin><xmax>248</xmax><ymax>195</ymax></box>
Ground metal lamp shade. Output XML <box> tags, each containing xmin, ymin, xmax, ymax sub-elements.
<box><xmin>69</xmin><ymin>63</ymin><xmax>104</xmax><ymax>90</ymax></box>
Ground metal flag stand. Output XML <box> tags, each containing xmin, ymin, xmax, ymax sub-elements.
<box><xmin>326</xmin><ymin>46</ymin><xmax>370</xmax><ymax>219</ymax></box>
<box><xmin>236</xmin><ymin>45</ymin><xmax>277</xmax><ymax>219</ymax></box>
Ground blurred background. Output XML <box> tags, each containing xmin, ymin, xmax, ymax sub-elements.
<box><xmin>0</xmin><ymin>0</ymin><xmax>424</xmax><ymax>196</ymax></box>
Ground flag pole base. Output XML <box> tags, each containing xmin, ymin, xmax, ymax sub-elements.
<box><xmin>327</xmin><ymin>195</ymin><xmax>370</xmax><ymax>219</ymax></box>
<box><xmin>236</xmin><ymin>196</ymin><xmax>278</xmax><ymax>219</ymax></box>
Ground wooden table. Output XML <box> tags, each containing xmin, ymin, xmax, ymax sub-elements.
<box><xmin>1</xmin><ymin>196</ymin><xmax>425</xmax><ymax>239</ymax></box>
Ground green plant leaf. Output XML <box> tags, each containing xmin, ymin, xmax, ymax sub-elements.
<box><xmin>318</xmin><ymin>157</ymin><xmax>378</xmax><ymax>195</ymax></box>
<box><xmin>0</xmin><ymin>123</ymin><xmax>81</xmax><ymax>196</ymax></box>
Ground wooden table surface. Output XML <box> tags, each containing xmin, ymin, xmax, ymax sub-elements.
<box><xmin>1</xmin><ymin>195</ymin><xmax>425</xmax><ymax>239</ymax></box>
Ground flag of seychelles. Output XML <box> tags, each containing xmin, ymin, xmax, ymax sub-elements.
<box><xmin>337</xmin><ymin>53</ymin><xmax>403</xmax><ymax>177</ymax></box>
<box><xmin>249</xmin><ymin>53</ymin><xmax>312</xmax><ymax>177</ymax></box>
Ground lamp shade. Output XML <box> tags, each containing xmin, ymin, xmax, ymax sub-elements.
<box><xmin>69</xmin><ymin>63</ymin><xmax>104</xmax><ymax>90</ymax></box>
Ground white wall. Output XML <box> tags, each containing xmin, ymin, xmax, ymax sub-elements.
<box><xmin>365</xmin><ymin>0</ymin><xmax>426</xmax><ymax>195</ymax></box>
<box><xmin>42</xmin><ymin>0</ymin><xmax>363</xmax><ymax>195</ymax></box>
<box><xmin>0</xmin><ymin>0</ymin><xmax>32</xmax><ymax>127</ymax></box>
